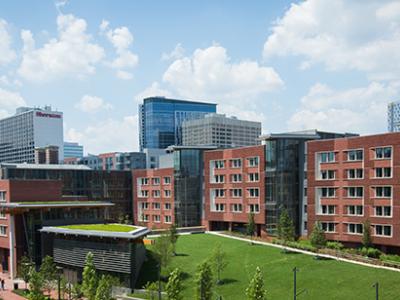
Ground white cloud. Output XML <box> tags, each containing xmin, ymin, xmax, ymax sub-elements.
<box><xmin>65</xmin><ymin>115</ymin><xmax>139</xmax><ymax>153</ymax></box>
<box><xmin>75</xmin><ymin>95</ymin><xmax>113</xmax><ymax>113</ymax></box>
<box><xmin>287</xmin><ymin>82</ymin><xmax>398</xmax><ymax>134</ymax></box>
<box><xmin>0</xmin><ymin>87</ymin><xmax>26</xmax><ymax>118</ymax></box>
<box><xmin>134</xmin><ymin>82</ymin><xmax>173</xmax><ymax>103</ymax></box>
<box><xmin>116</xmin><ymin>70</ymin><xmax>133</xmax><ymax>80</ymax></box>
<box><xmin>0</xmin><ymin>19</ymin><xmax>16</xmax><ymax>65</ymax></box>
<box><xmin>263</xmin><ymin>0</ymin><xmax>400</xmax><ymax>80</ymax></box>
<box><xmin>18</xmin><ymin>14</ymin><xmax>105</xmax><ymax>81</ymax></box>
<box><xmin>161</xmin><ymin>43</ymin><xmax>185</xmax><ymax>61</ymax></box>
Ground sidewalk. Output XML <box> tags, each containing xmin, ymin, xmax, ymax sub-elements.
<box><xmin>0</xmin><ymin>275</ymin><xmax>25</xmax><ymax>300</ymax></box>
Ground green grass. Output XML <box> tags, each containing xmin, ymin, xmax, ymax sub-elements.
<box><xmin>59</xmin><ymin>224</ymin><xmax>136</xmax><ymax>232</ymax></box>
<box><xmin>136</xmin><ymin>233</ymin><xmax>400</xmax><ymax>300</ymax></box>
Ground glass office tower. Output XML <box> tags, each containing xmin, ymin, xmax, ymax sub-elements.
<box><xmin>139</xmin><ymin>97</ymin><xmax>217</xmax><ymax>151</ymax></box>
<box><xmin>388</xmin><ymin>101</ymin><xmax>400</xmax><ymax>132</ymax></box>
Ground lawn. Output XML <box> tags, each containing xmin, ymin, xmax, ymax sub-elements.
<box><xmin>136</xmin><ymin>233</ymin><xmax>400</xmax><ymax>299</ymax></box>
<box><xmin>58</xmin><ymin>224</ymin><xmax>136</xmax><ymax>232</ymax></box>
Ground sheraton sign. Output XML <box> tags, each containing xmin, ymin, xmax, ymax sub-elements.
<box><xmin>36</xmin><ymin>111</ymin><xmax>62</xmax><ymax>119</ymax></box>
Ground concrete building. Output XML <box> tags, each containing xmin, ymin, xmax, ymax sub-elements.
<box><xmin>98</xmin><ymin>152</ymin><xmax>146</xmax><ymax>171</ymax></box>
<box><xmin>0</xmin><ymin>106</ymin><xmax>64</xmax><ymax>163</ymax></box>
<box><xmin>63</xmin><ymin>142</ymin><xmax>84</xmax><ymax>159</ymax></box>
<box><xmin>139</xmin><ymin>97</ymin><xmax>217</xmax><ymax>151</ymax></box>
<box><xmin>307</xmin><ymin>132</ymin><xmax>400</xmax><ymax>251</ymax></box>
<box><xmin>35</xmin><ymin>145</ymin><xmax>59</xmax><ymax>164</ymax></box>
<box><xmin>182</xmin><ymin>113</ymin><xmax>261</xmax><ymax>148</ymax></box>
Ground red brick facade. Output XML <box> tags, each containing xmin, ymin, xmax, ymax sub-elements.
<box><xmin>203</xmin><ymin>145</ymin><xmax>266</xmax><ymax>235</ymax></box>
<box><xmin>132</xmin><ymin>168</ymin><xmax>175</xmax><ymax>230</ymax></box>
<box><xmin>307</xmin><ymin>132</ymin><xmax>400</xmax><ymax>249</ymax></box>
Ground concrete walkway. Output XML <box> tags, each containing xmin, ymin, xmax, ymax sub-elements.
<box><xmin>0</xmin><ymin>275</ymin><xmax>25</xmax><ymax>300</ymax></box>
<box><xmin>207</xmin><ymin>231</ymin><xmax>400</xmax><ymax>273</ymax></box>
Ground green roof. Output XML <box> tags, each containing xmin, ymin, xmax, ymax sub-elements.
<box><xmin>58</xmin><ymin>224</ymin><xmax>136</xmax><ymax>232</ymax></box>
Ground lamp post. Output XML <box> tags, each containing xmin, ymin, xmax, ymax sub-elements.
<box><xmin>56</xmin><ymin>266</ymin><xmax>63</xmax><ymax>300</ymax></box>
<box><xmin>373</xmin><ymin>282</ymin><xmax>379</xmax><ymax>300</ymax></box>
<box><xmin>293</xmin><ymin>267</ymin><xmax>306</xmax><ymax>300</ymax></box>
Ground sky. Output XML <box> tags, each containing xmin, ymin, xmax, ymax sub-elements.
<box><xmin>0</xmin><ymin>0</ymin><xmax>399</xmax><ymax>154</ymax></box>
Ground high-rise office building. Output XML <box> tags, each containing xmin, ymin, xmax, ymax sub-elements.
<box><xmin>64</xmin><ymin>142</ymin><xmax>84</xmax><ymax>159</ymax></box>
<box><xmin>138</xmin><ymin>97</ymin><xmax>217</xmax><ymax>151</ymax></box>
<box><xmin>182</xmin><ymin>113</ymin><xmax>261</xmax><ymax>148</ymax></box>
<box><xmin>388</xmin><ymin>101</ymin><xmax>400</xmax><ymax>132</ymax></box>
<box><xmin>0</xmin><ymin>106</ymin><xmax>64</xmax><ymax>163</ymax></box>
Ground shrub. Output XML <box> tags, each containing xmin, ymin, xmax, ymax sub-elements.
<box><xmin>360</xmin><ymin>247</ymin><xmax>381</xmax><ymax>258</ymax></box>
<box><xmin>381</xmin><ymin>254</ymin><xmax>400</xmax><ymax>263</ymax></box>
<box><xmin>326</xmin><ymin>241</ymin><xmax>344</xmax><ymax>250</ymax></box>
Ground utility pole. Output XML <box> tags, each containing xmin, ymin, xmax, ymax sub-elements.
<box><xmin>373</xmin><ymin>282</ymin><xmax>379</xmax><ymax>300</ymax></box>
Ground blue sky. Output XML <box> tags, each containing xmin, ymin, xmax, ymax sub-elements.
<box><xmin>0</xmin><ymin>0</ymin><xmax>398</xmax><ymax>153</ymax></box>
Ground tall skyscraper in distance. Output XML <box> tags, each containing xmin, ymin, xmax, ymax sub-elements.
<box><xmin>138</xmin><ymin>96</ymin><xmax>217</xmax><ymax>151</ymax></box>
<box><xmin>64</xmin><ymin>141</ymin><xmax>84</xmax><ymax>159</ymax></box>
<box><xmin>388</xmin><ymin>101</ymin><xmax>400</xmax><ymax>132</ymax></box>
<box><xmin>0</xmin><ymin>106</ymin><xmax>64</xmax><ymax>163</ymax></box>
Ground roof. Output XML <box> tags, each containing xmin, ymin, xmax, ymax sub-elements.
<box><xmin>0</xmin><ymin>201</ymin><xmax>114</xmax><ymax>210</ymax></box>
<box><xmin>259</xmin><ymin>129</ymin><xmax>357</xmax><ymax>141</ymax></box>
<box><xmin>0</xmin><ymin>163</ymin><xmax>91</xmax><ymax>170</ymax></box>
<box><xmin>40</xmin><ymin>223</ymin><xmax>150</xmax><ymax>240</ymax></box>
<box><xmin>166</xmin><ymin>145</ymin><xmax>219</xmax><ymax>152</ymax></box>
<box><xmin>143</xmin><ymin>96</ymin><xmax>217</xmax><ymax>106</ymax></box>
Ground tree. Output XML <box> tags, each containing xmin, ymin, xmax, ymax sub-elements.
<box><xmin>246</xmin><ymin>212</ymin><xmax>256</xmax><ymax>243</ymax></box>
<box><xmin>245</xmin><ymin>266</ymin><xmax>267</xmax><ymax>300</ymax></box>
<box><xmin>39</xmin><ymin>255</ymin><xmax>58</xmax><ymax>297</ymax></box>
<box><xmin>166</xmin><ymin>268</ymin><xmax>183</xmax><ymax>300</ymax></box>
<box><xmin>95</xmin><ymin>275</ymin><xmax>113</xmax><ymax>300</ymax></box>
<box><xmin>144</xmin><ymin>282</ymin><xmax>158</xmax><ymax>300</ymax></box>
<box><xmin>82</xmin><ymin>252</ymin><xmax>98</xmax><ymax>300</ymax></box>
<box><xmin>310</xmin><ymin>222</ymin><xmax>327</xmax><ymax>250</ymax></box>
<box><xmin>169</xmin><ymin>223</ymin><xmax>179</xmax><ymax>256</ymax></box>
<box><xmin>211</xmin><ymin>244</ymin><xmax>228</xmax><ymax>284</ymax></box>
<box><xmin>153</xmin><ymin>233</ymin><xmax>174</xmax><ymax>275</ymax></box>
<box><xmin>277</xmin><ymin>208</ymin><xmax>295</xmax><ymax>243</ymax></box>
<box><xmin>19</xmin><ymin>256</ymin><xmax>32</xmax><ymax>289</ymax></box>
<box><xmin>362</xmin><ymin>219</ymin><xmax>372</xmax><ymax>248</ymax></box>
<box><xmin>195</xmin><ymin>260</ymin><xmax>213</xmax><ymax>300</ymax></box>
<box><xmin>28</xmin><ymin>267</ymin><xmax>46</xmax><ymax>300</ymax></box>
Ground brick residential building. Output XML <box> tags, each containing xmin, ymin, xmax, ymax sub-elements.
<box><xmin>133</xmin><ymin>168</ymin><xmax>175</xmax><ymax>229</ymax></box>
<box><xmin>203</xmin><ymin>145</ymin><xmax>266</xmax><ymax>235</ymax></box>
<box><xmin>307</xmin><ymin>132</ymin><xmax>400</xmax><ymax>251</ymax></box>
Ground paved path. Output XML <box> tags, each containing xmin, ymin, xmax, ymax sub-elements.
<box><xmin>0</xmin><ymin>275</ymin><xmax>25</xmax><ymax>300</ymax></box>
<box><xmin>207</xmin><ymin>231</ymin><xmax>400</xmax><ymax>273</ymax></box>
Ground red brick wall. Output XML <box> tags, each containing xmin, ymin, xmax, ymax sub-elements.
<box><xmin>132</xmin><ymin>168</ymin><xmax>174</xmax><ymax>230</ymax></box>
<box><xmin>307</xmin><ymin>132</ymin><xmax>400</xmax><ymax>248</ymax></box>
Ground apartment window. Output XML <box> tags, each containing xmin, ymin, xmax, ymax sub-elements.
<box><xmin>231</xmin><ymin>189</ymin><xmax>242</xmax><ymax>198</ymax></box>
<box><xmin>374</xmin><ymin>147</ymin><xmax>392</xmax><ymax>159</ymax></box>
<box><xmin>165</xmin><ymin>203</ymin><xmax>171</xmax><ymax>210</ymax></box>
<box><xmin>140</xmin><ymin>178</ymin><xmax>149</xmax><ymax>185</ymax></box>
<box><xmin>375</xmin><ymin>168</ymin><xmax>392</xmax><ymax>178</ymax></box>
<box><xmin>142</xmin><ymin>215</ymin><xmax>149</xmax><ymax>222</ymax></box>
<box><xmin>164</xmin><ymin>190</ymin><xmax>171</xmax><ymax>198</ymax></box>
<box><xmin>140</xmin><ymin>202</ymin><xmax>149</xmax><ymax>210</ymax></box>
<box><xmin>347</xmin><ymin>169</ymin><xmax>363</xmax><ymax>179</ymax></box>
<box><xmin>0</xmin><ymin>226</ymin><xmax>6</xmax><ymax>236</ymax></box>
<box><xmin>152</xmin><ymin>190</ymin><xmax>161</xmax><ymax>198</ymax></box>
<box><xmin>152</xmin><ymin>177</ymin><xmax>160</xmax><ymax>185</ymax></box>
<box><xmin>375</xmin><ymin>225</ymin><xmax>392</xmax><ymax>237</ymax></box>
<box><xmin>0</xmin><ymin>191</ymin><xmax>6</xmax><ymax>202</ymax></box>
<box><xmin>320</xmin><ymin>187</ymin><xmax>336</xmax><ymax>198</ymax></box>
<box><xmin>347</xmin><ymin>150</ymin><xmax>363</xmax><ymax>161</ymax></box>
<box><xmin>249</xmin><ymin>204</ymin><xmax>260</xmax><ymax>213</ymax></box>
<box><xmin>163</xmin><ymin>177</ymin><xmax>171</xmax><ymax>184</ymax></box>
<box><xmin>346</xmin><ymin>187</ymin><xmax>363</xmax><ymax>198</ymax></box>
<box><xmin>319</xmin><ymin>152</ymin><xmax>335</xmax><ymax>163</ymax></box>
<box><xmin>213</xmin><ymin>175</ymin><xmax>225</xmax><ymax>183</ymax></box>
<box><xmin>231</xmin><ymin>204</ymin><xmax>242</xmax><ymax>212</ymax></box>
<box><xmin>348</xmin><ymin>223</ymin><xmax>363</xmax><ymax>234</ymax></box>
<box><xmin>347</xmin><ymin>205</ymin><xmax>363</xmax><ymax>216</ymax></box>
<box><xmin>230</xmin><ymin>159</ymin><xmax>242</xmax><ymax>168</ymax></box>
<box><xmin>215</xmin><ymin>204</ymin><xmax>225</xmax><ymax>212</ymax></box>
<box><xmin>248</xmin><ymin>173</ymin><xmax>260</xmax><ymax>182</ymax></box>
<box><xmin>321</xmin><ymin>222</ymin><xmax>335</xmax><ymax>233</ymax></box>
<box><xmin>320</xmin><ymin>170</ymin><xmax>335</xmax><ymax>180</ymax></box>
<box><xmin>153</xmin><ymin>215</ymin><xmax>161</xmax><ymax>223</ymax></box>
<box><xmin>140</xmin><ymin>190</ymin><xmax>149</xmax><ymax>197</ymax></box>
<box><xmin>247</xmin><ymin>188</ymin><xmax>259</xmax><ymax>198</ymax></box>
<box><xmin>0</xmin><ymin>211</ymin><xmax>5</xmax><ymax>219</ymax></box>
<box><xmin>214</xmin><ymin>160</ymin><xmax>225</xmax><ymax>169</ymax></box>
<box><xmin>215</xmin><ymin>189</ymin><xmax>225</xmax><ymax>198</ymax></box>
<box><xmin>374</xmin><ymin>186</ymin><xmax>392</xmax><ymax>198</ymax></box>
<box><xmin>164</xmin><ymin>215</ymin><xmax>172</xmax><ymax>223</ymax></box>
<box><xmin>153</xmin><ymin>202</ymin><xmax>161</xmax><ymax>210</ymax></box>
<box><xmin>321</xmin><ymin>205</ymin><xmax>335</xmax><ymax>215</ymax></box>
<box><xmin>375</xmin><ymin>206</ymin><xmax>392</xmax><ymax>217</ymax></box>
<box><xmin>247</xmin><ymin>157</ymin><xmax>259</xmax><ymax>167</ymax></box>
<box><xmin>230</xmin><ymin>174</ymin><xmax>242</xmax><ymax>183</ymax></box>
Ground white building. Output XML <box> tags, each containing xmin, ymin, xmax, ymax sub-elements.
<box><xmin>0</xmin><ymin>106</ymin><xmax>64</xmax><ymax>163</ymax></box>
<box><xmin>388</xmin><ymin>101</ymin><xmax>400</xmax><ymax>132</ymax></box>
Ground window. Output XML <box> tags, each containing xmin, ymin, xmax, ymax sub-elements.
<box><xmin>321</xmin><ymin>222</ymin><xmax>335</xmax><ymax>233</ymax></box>
<box><xmin>374</xmin><ymin>186</ymin><xmax>392</xmax><ymax>198</ymax></box>
<box><xmin>215</xmin><ymin>204</ymin><xmax>225</xmax><ymax>212</ymax></box>
<box><xmin>215</xmin><ymin>189</ymin><xmax>225</xmax><ymax>198</ymax></box>
<box><xmin>375</xmin><ymin>168</ymin><xmax>392</xmax><ymax>178</ymax></box>
<box><xmin>375</xmin><ymin>225</ymin><xmax>392</xmax><ymax>237</ymax></box>
<box><xmin>153</xmin><ymin>215</ymin><xmax>161</xmax><ymax>222</ymax></box>
<box><xmin>321</xmin><ymin>205</ymin><xmax>335</xmax><ymax>215</ymax></box>
<box><xmin>163</xmin><ymin>177</ymin><xmax>171</xmax><ymax>184</ymax></box>
<box><xmin>375</xmin><ymin>206</ymin><xmax>392</xmax><ymax>217</ymax></box>
<box><xmin>152</xmin><ymin>177</ymin><xmax>160</xmax><ymax>185</ymax></box>
<box><xmin>0</xmin><ymin>191</ymin><xmax>6</xmax><ymax>202</ymax></box>
<box><xmin>347</xmin><ymin>169</ymin><xmax>363</xmax><ymax>179</ymax></box>
<box><xmin>164</xmin><ymin>190</ymin><xmax>171</xmax><ymax>198</ymax></box>
<box><xmin>140</xmin><ymin>190</ymin><xmax>149</xmax><ymax>197</ymax></box>
<box><xmin>0</xmin><ymin>211</ymin><xmax>6</xmax><ymax>219</ymax></box>
<box><xmin>375</xmin><ymin>147</ymin><xmax>392</xmax><ymax>159</ymax></box>
<box><xmin>140</xmin><ymin>178</ymin><xmax>149</xmax><ymax>185</ymax></box>
<box><xmin>230</xmin><ymin>159</ymin><xmax>242</xmax><ymax>168</ymax></box>
<box><xmin>231</xmin><ymin>189</ymin><xmax>242</xmax><ymax>197</ymax></box>
<box><xmin>249</xmin><ymin>204</ymin><xmax>260</xmax><ymax>213</ymax></box>
<box><xmin>320</xmin><ymin>170</ymin><xmax>335</xmax><ymax>180</ymax></box>
<box><xmin>140</xmin><ymin>202</ymin><xmax>149</xmax><ymax>210</ymax></box>
<box><xmin>247</xmin><ymin>157</ymin><xmax>259</xmax><ymax>167</ymax></box>
<box><xmin>152</xmin><ymin>190</ymin><xmax>160</xmax><ymax>198</ymax></box>
<box><xmin>214</xmin><ymin>160</ymin><xmax>225</xmax><ymax>169</ymax></box>
<box><xmin>152</xmin><ymin>202</ymin><xmax>161</xmax><ymax>210</ymax></box>
<box><xmin>347</xmin><ymin>205</ymin><xmax>363</xmax><ymax>216</ymax></box>
<box><xmin>164</xmin><ymin>215</ymin><xmax>172</xmax><ymax>223</ymax></box>
<box><xmin>142</xmin><ymin>215</ymin><xmax>149</xmax><ymax>222</ymax></box>
<box><xmin>319</xmin><ymin>152</ymin><xmax>335</xmax><ymax>163</ymax></box>
<box><xmin>230</xmin><ymin>174</ymin><xmax>242</xmax><ymax>183</ymax></box>
<box><xmin>213</xmin><ymin>175</ymin><xmax>225</xmax><ymax>183</ymax></box>
<box><xmin>348</xmin><ymin>223</ymin><xmax>363</xmax><ymax>234</ymax></box>
<box><xmin>247</xmin><ymin>188</ymin><xmax>259</xmax><ymax>197</ymax></box>
<box><xmin>231</xmin><ymin>204</ymin><xmax>242</xmax><ymax>212</ymax></box>
<box><xmin>248</xmin><ymin>173</ymin><xmax>259</xmax><ymax>182</ymax></box>
<box><xmin>347</xmin><ymin>150</ymin><xmax>363</xmax><ymax>161</ymax></box>
<box><xmin>320</xmin><ymin>187</ymin><xmax>336</xmax><ymax>198</ymax></box>
<box><xmin>0</xmin><ymin>226</ymin><xmax>6</xmax><ymax>236</ymax></box>
<box><xmin>346</xmin><ymin>187</ymin><xmax>363</xmax><ymax>198</ymax></box>
<box><xmin>164</xmin><ymin>203</ymin><xmax>171</xmax><ymax>210</ymax></box>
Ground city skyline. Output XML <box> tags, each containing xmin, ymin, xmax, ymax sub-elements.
<box><xmin>0</xmin><ymin>0</ymin><xmax>399</xmax><ymax>154</ymax></box>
